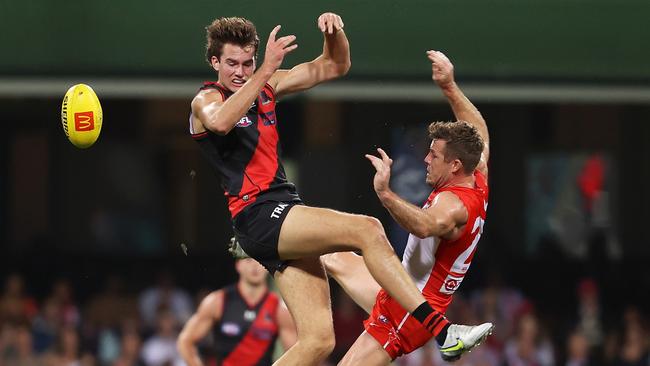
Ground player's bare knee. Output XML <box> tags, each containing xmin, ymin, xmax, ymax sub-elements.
<box><xmin>321</xmin><ymin>253</ymin><xmax>342</xmax><ymax>277</ymax></box>
<box><xmin>354</xmin><ymin>215</ymin><xmax>388</xmax><ymax>250</ymax></box>
<box><xmin>299</xmin><ymin>331</ymin><xmax>335</xmax><ymax>360</ymax></box>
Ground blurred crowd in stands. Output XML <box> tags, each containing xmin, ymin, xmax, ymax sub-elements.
<box><xmin>1</xmin><ymin>270</ymin><xmax>648</xmax><ymax>366</ymax></box>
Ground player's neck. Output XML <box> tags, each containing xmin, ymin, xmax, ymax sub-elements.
<box><xmin>440</xmin><ymin>173</ymin><xmax>475</xmax><ymax>190</ymax></box>
<box><xmin>238</xmin><ymin>281</ymin><xmax>267</xmax><ymax>303</ymax></box>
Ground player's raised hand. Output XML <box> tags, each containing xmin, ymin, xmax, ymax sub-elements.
<box><xmin>317</xmin><ymin>12</ymin><xmax>344</xmax><ymax>34</ymax></box>
<box><xmin>262</xmin><ymin>25</ymin><xmax>298</xmax><ymax>73</ymax></box>
<box><xmin>365</xmin><ymin>148</ymin><xmax>393</xmax><ymax>195</ymax></box>
<box><xmin>427</xmin><ymin>50</ymin><xmax>455</xmax><ymax>89</ymax></box>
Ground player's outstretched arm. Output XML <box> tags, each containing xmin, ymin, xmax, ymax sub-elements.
<box><xmin>428</xmin><ymin>50</ymin><xmax>490</xmax><ymax>176</ymax></box>
<box><xmin>194</xmin><ymin>26</ymin><xmax>298</xmax><ymax>135</ymax></box>
<box><xmin>366</xmin><ymin>148</ymin><xmax>467</xmax><ymax>239</ymax></box>
<box><xmin>177</xmin><ymin>291</ymin><xmax>224</xmax><ymax>366</ymax></box>
<box><xmin>272</xmin><ymin>12</ymin><xmax>351</xmax><ymax>98</ymax></box>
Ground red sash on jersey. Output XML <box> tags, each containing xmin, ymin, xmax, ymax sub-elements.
<box><xmin>222</xmin><ymin>294</ymin><xmax>280</xmax><ymax>366</ymax></box>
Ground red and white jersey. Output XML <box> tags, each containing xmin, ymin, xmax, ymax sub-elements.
<box><xmin>401</xmin><ymin>170</ymin><xmax>488</xmax><ymax>313</ymax></box>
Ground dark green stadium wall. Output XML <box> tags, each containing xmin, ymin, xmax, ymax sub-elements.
<box><xmin>3</xmin><ymin>0</ymin><xmax>649</xmax><ymax>81</ymax></box>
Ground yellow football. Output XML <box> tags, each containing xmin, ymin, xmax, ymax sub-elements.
<box><xmin>61</xmin><ymin>84</ymin><xmax>103</xmax><ymax>148</ymax></box>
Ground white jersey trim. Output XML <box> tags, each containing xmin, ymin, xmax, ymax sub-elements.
<box><xmin>402</xmin><ymin>234</ymin><xmax>440</xmax><ymax>292</ymax></box>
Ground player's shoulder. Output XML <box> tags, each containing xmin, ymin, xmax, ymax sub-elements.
<box><xmin>429</xmin><ymin>190</ymin><xmax>469</xmax><ymax>224</ymax></box>
<box><xmin>200</xmin><ymin>290</ymin><xmax>225</xmax><ymax>308</ymax></box>
<box><xmin>192</xmin><ymin>88</ymin><xmax>223</xmax><ymax>109</ymax></box>
<box><xmin>432</xmin><ymin>190</ymin><xmax>464</xmax><ymax>206</ymax></box>
<box><xmin>197</xmin><ymin>290</ymin><xmax>225</xmax><ymax>318</ymax></box>
<box><xmin>268</xmin><ymin>70</ymin><xmax>289</xmax><ymax>89</ymax></box>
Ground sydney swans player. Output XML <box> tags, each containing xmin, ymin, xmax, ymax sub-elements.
<box><xmin>323</xmin><ymin>51</ymin><xmax>493</xmax><ymax>364</ymax></box>
<box><xmin>189</xmin><ymin>14</ymin><xmax>457</xmax><ymax>365</ymax></box>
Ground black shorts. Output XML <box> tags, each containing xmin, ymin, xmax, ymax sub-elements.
<box><xmin>232</xmin><ymin>199</ymin><xmax>303</xmax><ymax>274</ymax></box>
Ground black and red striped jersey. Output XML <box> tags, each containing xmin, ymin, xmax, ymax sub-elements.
<box><xmin>190</xmin><ymin>81</ymin><xmax>300</xmax><ymax>218</ymax></box>
<box><xmin>214</xmin><ymin>285</ymin><xmax>280</xmax><ymax>366</ymax></box>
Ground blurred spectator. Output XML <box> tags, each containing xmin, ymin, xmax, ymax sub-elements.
<box><xmin>87</xmin><ymin>276</ymin><xmax>135</xmax><ymax>322</ymax></box>
<box><xmin>503</xmin><ymin>310</ymin><xmax>555</xmax><ymax>366</ymax></box>
<box><xmin>1</xmin><ymin>322</ymin><xmax>45</xmax><ymax>366</ymax></box>
<box><xmin>0</xmin><ymin>266</ymin><xmax>645</xmax><ymax>366</ymax></box>
<box><xmin>565</xmin><ymin>329</ymin><xmax>591</xmax><ymax>366</ymax></box>
<box><xmin>32</xmin><ymin>297</ymin><xmax>64</xmax><ymax>353</ymax></box>
<box><xmin>602</xmin><ymin>331</ymin><xmax>621</xmax><ymax>366</ymax></box>
<box><xmin>612</xmin><ymin>305</ymin><xmax>649</xmax><ymax>366</ymax></box>
<box><xmin>470</xmin><ymin>272</ymin><xmax>526</xmax><ymax>351</ymax></box>
<box><xmin>84</xmin><ymin>274</ymin><xmax>140</xmax><ymax>364</ymax></box>
<box><xmin>0</xmin><ymin>322</ymin><xmax>15</xmax><ymax>359</ymax></box>
<box><xmin>0</xmin><ymin>274</ymin><xmax>38</xmax><ymax>326</ymax></box>
<box><xmin>41</xmin><ymin>325</ymin><xmax>95</xmax><ymax>366</ymax></box>
<box><xmin>97</xmin><ymin>329</ymin><xmax>120</xmax><ymax>365</ymax></box>
<box><xmin>574</xmin><ymin>278</ymin><xmax>603</xmax><ymax>350</ymax></box>
<box><xmin>50</xmin><ymin>279</ymin><xmax>81</xmax><ymax>328</ymax></box>
<box><xmin>140</xmin><ymin>306</ymin><xmax>183</xmax><ymax>366</ymax></box>
<box><xmin>112</xmin><ymin>330</ymin><xmax>144</xmax><ymax>366</ymax></box>
<box><xmin>138</xmin><ymin>272</ymin><xmax>192</xmax><ymax>333</ymax></box>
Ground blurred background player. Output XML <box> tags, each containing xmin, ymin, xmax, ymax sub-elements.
<box><xmin>177</xmin><ymin>258</ymin><xmax>296</xmax><ymax>366</ymax></box>
<box><xmin>190</xmin><ymin>12</ymin><xmax>456</xmax><ymax>365</ymax></box>
<box><xmin>324</xmin><ymin>50</ymin><xmax>493</xmax><ymax>364</ymax></box>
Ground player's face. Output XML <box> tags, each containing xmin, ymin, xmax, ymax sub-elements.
<box><xmin>424</xmin><ymin>139</ymin><xmax>455</xmax><ymax>188</ymax></box>
<box><xmin>236</xmin><ymin>258</ymin><xmax>267</xmax><ymax>286</ymax></box>
<box><xmin>213</xmin><ymin>43</ymin><xmax>256</xmax><ymax>92</ymax></box>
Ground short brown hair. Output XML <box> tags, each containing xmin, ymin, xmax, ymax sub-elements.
<box><xmin>205</xmin><ymin>17</ymin><xmax>260</xmax><ymax>65</ymax></box>
<box><xmin>428</xmin><ymin>121</ymin><xmax>484</xmax><ymax>174</ymax></box>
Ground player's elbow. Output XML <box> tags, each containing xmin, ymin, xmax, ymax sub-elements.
<box><xmin>414</xmin><ymin>219</ymin><xmax>452</xmax><ymax>239</ymax></box>
<box><xmin>175</xmin><ymin>340</ymin><xmax>184</xmax><ymax>355</ymax></box>
<box><xmin>204</xmin><ymin>120</ymin><xmax>231</xmax><ymax>136</ymax></box>
<box><xmin>322</xmin><ymin>59</ymin><xmax>351</xmax><ymax>80</ymax></box>
<box><xmin>411</xmin><ymin>225</ymin><xmax>430</xmax><ymax>239</ymax></box>
<box><xmin>176</xmin><ymin>333</ymin><xmax>192</xmax><ymax>353</ymax></box>
<box><xmin>338</xmin><ymin>59</ymin><xmax>351</xmax><ymax>76</ymax></box>
<box><xmin>408</xmin><ymin>219</ymin><xmax>431</xmax><ymax>239</ymax></box>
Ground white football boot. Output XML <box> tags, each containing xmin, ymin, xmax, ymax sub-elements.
<box><xmin>439</xmin><ymin>322</ymin><xmax>494</xmax><ymax>362</ymax></box>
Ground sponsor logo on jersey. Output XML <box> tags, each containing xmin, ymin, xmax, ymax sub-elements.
<box><xmin>263</xmin><ymin>111</ymin><xmax>276</xmax><ymax>126</ymax></box>
<box><xmin>74</xmin><ymin>111</ymin><xmax>94</xmax><ymax>131</ymax></box>
<box><xmin>251</xmin><ymin>326</ymin><xmax>275</xmax><ymax>340</ymax></box>
<box><xmin>261</xmin><ymin>90</ymin><xmax>273</xmax><ymax>105</ymax></box>
<box><xmin>264</xmin><ymin>311</ymin><xmax>273</xmax><ymax>322</ymax></box>
<box><xmin>236</xmin><ymin>116</ymin><xmax>253</xmax><ymax>128</ymax></box>
<box><xmin>222</xmin><ymin>322</ymin><xmax>241</xmax><ymax>336</ymax></box>
<box><xmin>270</xmin><ymin>203</ymin><xmax>288</xmax><ymax>219</ymax></box>
<box><xmin>244</xmin><ymin>310</ymin><xmax>257</xmax><ymax>321</ymax></box>
<box><xmin>378</xmin><ymin>315</ymin><xmax>389</xmax><ymax>324</ymax></box>
<box><xmin>440</xmin><ymin>274</ymin><xmax>464</xmax><ymax>295</ymax></box>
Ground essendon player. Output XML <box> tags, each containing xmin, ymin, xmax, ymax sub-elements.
<box><xmin>323</xmin><ymin>51</ymin><xmax>494</xmax><ymax>364</ymax></box>
<box><xmin>177</xmin><ymin>258</ymin><xmax>296</xmax><ymax>366</ymax></box>
<box><xmin>190</xmin><ymin>13</ymin><xmax>453</xmax><ymax>365</ymax></box>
